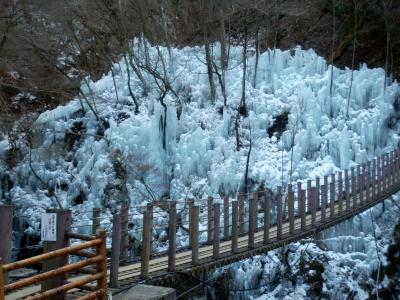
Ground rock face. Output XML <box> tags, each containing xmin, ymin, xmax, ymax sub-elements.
<box><xmin>113</xmin><ymin>284</ymin><xmax>176</xmax><ymax>300</ymax></box>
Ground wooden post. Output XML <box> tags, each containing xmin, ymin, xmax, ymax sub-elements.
<box><xmin>231</xmin><ymin>201</ymin><xmax>238</xmax><ymax>253</ymax></box>
<box><xmin>300</xmin><ymin>189</ymin><xmax>306</xmax><ymax>230</ymax></box>
<box><xmin>277</xmin><ymin>187</ymin><xmax>283</xmax><ymax>239</ymax></box>
<box><xmin>96</xmin><ymin>230</ymin><xmax>107</xmax><ymax>300</ymax></box>
<box><xmin>372</xmin><ymin>159</ymin><xmax>377</xmax><ymax>199</ymax></box>
<box><xmin>394</xmin><ymin>148</ymin><xmax>399</xmax><ymax>188</ymax></box>
<box><xmin>390</xmin><ymin>151</ymin><xmax>395</xmax><ymax>189</ymax></box>
<box><xmin>120</xmin><ymin>204</ymin><xmax>129</xmax><ymax>263</ymax></box>
<box><xmin>238</xmin><ymin>194</ymin><xmax>245</xmax><ymax>235</ymax></box>
<box><xmin>92</xmin><ymin>208</ymin><xmax>101</xmax><ymax>235</ymax></box>
<box><xmin>381</xmin><ymin>155</ymin><xmax>385</xmax><ymax>195</ymax></box>
<box><xmin>351</xmin><ymin>166</ymin><xmax>356</xmax><ymax>208</ymax></box>
<box><xmin>394</xmin><ymin>148</ymin><xmax>400</xmax><ymax>187</ymax></box>
<box><xmin>338</xmin><ymin>171</ymin><xmax>343</xmax><ymax>214</ymax></box>
<box><xmin>146</xmin><ymin>203</ymin><xmax>154</xmax><ymax>253</ymax></box>
<box><xmin>140</xmin><ymin>210</ymin><xmax>151</xmax><ymax>279</ymax></box>
<box><xmin>306</xmin><ymin>180</ymin><xmax>312</xmax><ymax>213</ymax></box>
<box><xmin>288</xmin><ymin>187</ymin><xmax>294</xmax><ymax>234</ymax></box>
<box><xmin>0</xmin><ymin>259</ymin><xmax>4</xmax><ymax>300</ymax></box>
<box><xmin>0</xmin><ymin>205</ymin><xmax>13</xmax><ymax>284</ymax></box>
<box><xmin>372</xmin><ymin>158</ymin><xmax>380</xmax><ymax>200</ymax></box>
<box><xmin>191</xmin><ymin>206</ymin><xmax>199</xmax><ymax>265</ymax></box>
<box><xmin>213</xmin><ymin>203</ymin><xmax>220</xmax><ymax>259</ymax></box>
<box><xmin>263</xmin><ymin>191</ymin><xmax>270</xmax><ymax>244</ymax></box>
<box><xmin>207</xmin><ymin>196</ymin><xmax>213</xmax><ymax>243</ymax></box>
<box><xmin>248</xmin><ymin>196</ymin><xmax>257</xmax><ymax>249</ymax></box>
<box><xmin>110</xmin><ymin>214</ymin><xmax>121</xmax><ymax>288</ymax></box>
<box><xmin>321</xmin><ymin>184</ymin><xmax>327</xmax><ymax>222</ymax></box>
<box><xmin>223</xmin><ymin>195</ymin><xmax>229</xmax><ymax>239</ymax></box>
<box><xmin>188</xmin><ymin>199</ymin><xmax>195</xmax><ymax>249</ymax></box>
<box><xmin>383</xmin><ymin>154</ymin><xmax>387</xmax><ymax>191</ymax></box>
<box><xmin>311</xmin><ymin>187</ymin><xmax>316</xmax><ymax>225</ymax></box>
<box><xmin>366</xmin><ymin>162</ymin><xmax>371</xmax><ymax>202</ymax></box>
<box><xmin>316</xmin><ymin>177</ymin><xmax>320</xmax><ymax>210</ymax></box>
<box><xmin>253</xmin><ymin>192</ymin><xmax>259</xmax><ymax>231</ymax></box>
<box><xmin>360</xmin><ymin>164</ymin><xmax>365</xmax><ymax>206</ymax></box>
<box><xmin>343</xmin><ymin>169</ymin><xmax>349</xmax><ymax>212</ymax></box>
<box><xmin>42</xmin><ymin>209</ymin><xmax>71</xmax><ymax>299</ymax></box>
<box><xmin>330</xmin><ymin>174</ymin><xmax>335</xmax><ymax>219</ymax></box>
<box><xmin>297</xmin><ymin>182</ymin><xmax>302</xmax><ymax>218</ymax></box>
<box><xmin>168</xmin><ymin>203</ymin><xmax>177</xmax><ymax>272</ymax></box>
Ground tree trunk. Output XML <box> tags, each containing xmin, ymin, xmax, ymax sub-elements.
<box><xmin>253</xmin><ymin>26</ymin><xmax>260</xmax><ymax>88</ymax></box>
<box><xmin>123</xmin><ymin>55</ymin><xmax>139</xmax><ymax>114</ymax></box>
<box><xmin>205</xmin><ymin>42</ymin><xmax>216</xmax><ymax>103</ymax></box>
<box><xmin>240</xmin><ymin>27</ymin><xmax>248</xmax><ymax>116</ymax></box>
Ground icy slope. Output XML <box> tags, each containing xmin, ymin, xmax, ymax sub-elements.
<box><xmin>1</xmin><ymin>42</ymin><xmax>400</xmax><ymax>225</ymax></box>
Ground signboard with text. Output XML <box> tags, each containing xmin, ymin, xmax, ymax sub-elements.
<box><xmin>41</xmin><ymin>213</ymin><xmax>57</xmax><ymax>241</ymax></box>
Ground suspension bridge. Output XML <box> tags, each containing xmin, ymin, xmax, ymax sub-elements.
<box><xmin>1</xmin><ymin>147</ymin><xmax>399</xmax><ymax>299</ymax></box>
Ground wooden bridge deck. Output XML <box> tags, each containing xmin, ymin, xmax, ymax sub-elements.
<box><xmin>7</xmin><ymin>175</ymin><xmax>398</xmax><ymax>299</ymax></box>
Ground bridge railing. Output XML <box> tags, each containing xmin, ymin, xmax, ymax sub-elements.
<box><xmin>0</xmin><ymin>228</ymin><xmax>108</xmax><ymax>300</ymax></box>
<box><xmin>2</xmin><ymin>147</ymin><xmax>399</xmax><ymax>289</ymax></box>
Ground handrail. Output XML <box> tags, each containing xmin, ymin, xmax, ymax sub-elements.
<box><xmin>4</xmin><ymin>255</ymin><xmax>103</xmax><ymax>292</ymax></box>
<box><xmin>0</xmin><ymin>230</ymin><xmax>107</xmax><ymax>300</ymax></box>
<box><xmin>2</xmin><ymin>239</ymin><xmax>102</xmax><ymax>272</ymax></box>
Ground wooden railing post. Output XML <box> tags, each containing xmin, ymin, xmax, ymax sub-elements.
<box><xmin>300</xmin><ymin>189</ymin><xmax>306</xmax><ymax>230</ymax></box>
<box><xmin>277</xmin><ymin>187</ymin><xmax>283</xmax><ymax>239</ymax></box>
<box><xmin>337</xmin><ymin>171</ymin><xmax>342</xmax><ymax>214</ymax></box>
<box><xmin>316</xmin><ymin>177</ymin><xmax>321</xmax><ymax>210</ymax></box>
<box><xmin>213</xmin><ymin>203</ymin><xmax>220</xmax><ymax>259</ymax></box>
<box><xmin>188</xmin><ymin>199</ymin><xmax>195</xmax><ymax>249</ymax></box>
<box><xmin>383</xmin><ymin>153</ymin><xmax>388</xmax><ymax>191</ymax></box>
<box><xmin>168</xmin><ymin>202</ymin><xmax>177</xmax><ymax>272</ymax></box>
<box><xmin>306</xmin><ymin>180</ymin><xmax>312</xmax><ymax>213</ymax></box>
<box><xmin>140</xmin><ymin>209</ymin><xmax>151</xmax><ymax>279</ymax></box>
<box><xmin>207</xmin><ymin>196</ymin><xmax>213</xmax><ymax>243</ymax></box>
<box><xmin>288</xmin><ymin>187</ymin><xmax>294</xmax><ymax>234</ymax></box>
<box><xmin>321</xmin><ymin>184</ymin><xmax>327</xmax><ymax>222</ymax></box>
<box><xmin>345</xmin><ymin>169</ymin><xmax>350</xmax><ymax>212</ymax></box>
<box><xmin>231</xmin><ymin>201</ymin><xmax>238</xmax><ymax>253</ymax></box>
<box><xmin>263</xmin><ymin>191</ymin><xmax>271</xmax><ymax>244</ymax></box>
<box><xmin>248</xmin><ymin>195</ymin><xmax>257</xmax><ymax>249</ymax></box>
<box><xmin>110</xmin><ymin>213</ymin><xmax>121</xmax><ymax>288</ymax></box>
<box><xmin>390</xmin><ymin>151</ymin><xmax>395</xmax><ymax>190</ymax></box>
<box><xmin>396</xmin><ymin>149</ymin><xmax>400</xmax><ymax>186</ymax></box>
<box><xmin>310</xmin><ymin>187</ymin><xmax>316</xmax><ymax>226</ymax></box>
<box><xmin>360</xmin><ymin>165</ymin><xmax>365</xmax><ymax>206</ymax></box>
<box><xmin>42</xmin><ymin>209</ymin><xmax>71</xmax><ymax>299</ymax></box>
<box><xmin>366</xmin><ymin>162</ymin><xmax>371</xmax><ymax>202</ymax></box>
<box><xmin>372</xmin><ymin>159</ymin><xmax>376</xmax><ymax>199</ymax></box>
<box><xmin>351</xmin><ymin>166</ymin><xmax>356</xmax><ymax>208</ymax></box>
<box><xmin>120</xmin><ymin>203</ymin><xmax>129</xmax><ymax>263</ymax></box>
<box><xmin>0</xmin><ymin>205</ymin><xmax>13</xmax><ymax>284</ymax></box>
<box><xmin>297</xmin><ymin>182</ymin><xmax>302</xmax><ymax>218</ymax></box>
<box><xmin>223</xmin><ymin>195</ymin><xmax>229</xmax><ymax>239</ymax></box>
<box><xmin>330</xmin><ymin>174</ymin><xmax>335</xmax><ymax>219</ymax></box>
<box><xmin>92</xmin><ymin>208</ymin><xmax>101</xmax><ymax>235</ymax></box>
<box><xmin>396</xmin><ymin>149</ymin><xmax>399</xmax><ymax>185</ymax></box>
<box><xmin>356</xmin><ymin>165</ymin><xmax>361</xmax><ymax>207</ymax></box>
<box><xmin>238</xmin><ymin>194</ymin><xmax>245</xmax><ymax>235</ymax></box>
<box><xmin>191</xmin><ymin>206</ymin><xmax>199</xmax><ymax>265</ymax></box>
<box><xmin>96</xmin><ymin>230</ymin><xmax>108</xmax><ymax>300</ymax></box>
<box><xmin>0</xmin><ymin>259</ymin><xmax>4</xmax><ymax>300</ymax></box>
